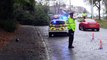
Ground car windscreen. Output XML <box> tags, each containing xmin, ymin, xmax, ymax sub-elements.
<box><xmin>52</xmin><ymin>17</ymin><xmax>59</xmax><ymax>19</ymax></box>
<box><xmin>51</xmin><ymin>21</ymin><xmax>65</xmax><ymax>25</ymax></box>
<box><xmin>59</xmin><ymin>16</ymin><xmax>68</xmax><ymax>21</ymax></box>
<box><xmin>85</xmin><ymin>19</ymin><xmax>96</xmax><ymax>23</ymax></box>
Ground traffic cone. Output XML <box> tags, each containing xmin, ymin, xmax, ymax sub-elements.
<box><xmin>99</xmin><ymin>40</ymin><xmax>103</xmax><ymax>49</ymax></box>
<box><xmin>92</xmin><ymin>32</ymin><xmax>94</xmax><ymax>40</ymax></box>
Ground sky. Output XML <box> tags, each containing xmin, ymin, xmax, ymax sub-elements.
<box><xmin>63</xmin><ymin>0</ymin><xmax>104</xmax><ymax>15</ymax></box>
<box><xmin>63</xmin><ymin>0</ymin><xmax>94</xmax><ymax>13</ymax></box>
<box><xmin>36</xmin><ymin>0</ymin><xmax>104</xmax><ymax>15</ymax></box>
<box><xmin>48</xmin><ymin>0</ymin><xmax>95</xmax><ymax>14</ymax></box>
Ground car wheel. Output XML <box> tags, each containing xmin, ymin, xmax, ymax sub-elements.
<box><xmin>83</xmin><ymin>27</ymin><xmax>86</xmax><ymax>31</ymax></box>
<box><xmin>79</xmin><ymin>26</ymin><xmax>81</xmax><ymax>30</ymax></box>
<box><xmin>79</xmin><ymin>26</ymin><xmax>83</xmax><ymax>30</ymax></box>
<box><xmin>94</xmin><ymin>29</ymin><xmax>97</xmax><ymax>31</ymax></box>
<box><xmin>65</xmin><ymin>32</ymin><xmax>69</xmax><ymax>36</ymax></box>
<box><xmin>81</xmin><ymin>26</ymin><xmax>84</xmax><ymax>31</ymax></box>
<box><xmin>97</xmin><ymin>29</ymin><xmax>100</xmax><ymax>31</ymax></box>
<box><xmin>49</xmin><ymin>32</ymin><xmax>52</xmax><ymax>37</ymax></box>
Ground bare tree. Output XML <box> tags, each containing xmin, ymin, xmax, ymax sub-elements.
<box><xmin>88</xmin><ymin>0</ymin><xmax>101</xmax><ymax>20</ymax></box>
<box><xmin>103</xmin><ymin>0</ymin><xmax>107</xmax><ymax>13</ymax></box>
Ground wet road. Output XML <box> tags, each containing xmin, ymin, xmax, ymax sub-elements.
<box><xmin>37</xmin><ymin>21</ymin><xmax>107</xmax><ymax>60</ymax></box>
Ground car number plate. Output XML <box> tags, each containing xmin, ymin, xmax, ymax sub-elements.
<box><xmin>90</xmin><ymin>25</ymin><xmax>96</xmax><ymax>27</ymax></box>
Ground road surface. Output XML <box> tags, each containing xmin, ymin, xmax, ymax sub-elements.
<box><xmin>37</xmin><ymin>21</ymin><xmax>107</xmax><ymax>60</ymax></box>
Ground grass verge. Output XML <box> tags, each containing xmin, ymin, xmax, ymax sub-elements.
<box><xmin>96</xmin><ymin>20</ymin><xmax>107</xmax><ymax>29</ymax></box>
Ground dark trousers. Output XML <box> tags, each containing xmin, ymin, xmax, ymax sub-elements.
<box><xmin>83</xmin><ymin>16</ymin><xmax>86</xmax><ymax>19</ymax></box>
<box><xmin>68</xmin><ymin>29</ymin><xmax>74</xmax><ymax>47</ymax></box>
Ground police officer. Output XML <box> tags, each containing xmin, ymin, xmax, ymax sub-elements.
<box><xmin>82</xmin><ymin>12</ymin><xmax>87</xmax><ymax>19</ymax></box>
<box><xmin>67</xmin><ymin>12</ymin><xmax>76</xmax><ymax>48</ymax></box>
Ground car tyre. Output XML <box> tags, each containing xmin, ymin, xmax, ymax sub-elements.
<box><xmin>79</xmin><ymin>26</ymin><xmax>81</xmax><ymax>30</ymax></box>
<box><xmin>97</xmin><ymin>29</ymin><xmax>100</xmax><ymax>31</ymax></box>
<box><xmin>80</xmin><ymin>26</ymin><xmax>85</xmax><ymax>31</ymax></box>
<box><xmin>94</xmin><ymin>29</ymin><xmax>97</xmax><ymax>31</ymax></box>
<box><xmin>65</xmin><ymin>32</ymin><xmax>69</xmax><ymax>36</ymax></box>
<box><xmin>49</xmin><ymin>32</ymin><xmax>52</xmax><ymax>37</ymax></box>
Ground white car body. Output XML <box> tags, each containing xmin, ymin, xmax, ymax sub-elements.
<box><xmin>49</xmin><ymin>20</ymin><xmax>68</xmax><ymax>37</ymax></box>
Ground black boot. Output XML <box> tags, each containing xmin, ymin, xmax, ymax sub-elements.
<box><xmin>68</xmin><ymin>46</ymin><xmax>74</xmax><ymax>48</ymax></box>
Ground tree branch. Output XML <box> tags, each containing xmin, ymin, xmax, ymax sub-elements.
<box><xmin>94</xmin><ymin>3</ymin><xmax>99</xmax><ymax>9</ymax></box>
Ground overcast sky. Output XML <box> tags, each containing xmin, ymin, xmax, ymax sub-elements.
<box><xmin>48</xmin><ymin>0</ymin><xmax>93</xmax><ymax>13</ymax></box>
<box><xmin>64</xmin><ymin>0</ymin><xmax>93</xmax><ymax>13</ymax></box>
<box><xmin>36</xmin><ymin>0</ymin><xmax>104</xmax><ymax>15</ymax></box>
<box><xmin>66</xmin><ymin>0</ymin><xmax>105</xmax><ymax>15</ymax></box>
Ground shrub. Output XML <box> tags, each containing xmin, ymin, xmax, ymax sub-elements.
<box><xmin>33</xmin><ymin>5</ymin><xmax>50</xmax><ymax>26</ymax></box>
<box><xmin>14</xmin><ymin>0</ymin><xmax>50</xmax><ymax>26</ymax></box>
<box><xmin>16</xmin><ymin>4</ymin><xmax>50</xmax><ymax>26</ymax></box>
<box><xmin>34</xmin><ymin>18</ymin><xmax>49</xmax><ymax>26</ymax></box>
<box><xmin>0</xmin><ymin>20</ymin><xmax>17</xmax><ymax>32</ymax></box>
<box><xmin>97</xmin><ymin>20</ymin><xmax>107</xmax><ymax>29</ymax></box>
<box><xmin>16</xmin><ymin>11</ymin><xmax>35</xmax><ymax>25</ymax></box>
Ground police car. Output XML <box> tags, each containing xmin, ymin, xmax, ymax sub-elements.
<box><xmin>49</xmin><ymin>19</ymin><xmax>68</xmax><ymax>37</ymax></box>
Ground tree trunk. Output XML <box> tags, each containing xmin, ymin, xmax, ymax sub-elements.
<box><xmin>103</xmin><ymin>0</ymin><xmax>107</xmax><ymax>18</ymax></box>
<box><xmin>98</xmin><ymin>1</ymin><xmax>101</xmax><ymax>20</ymax></box>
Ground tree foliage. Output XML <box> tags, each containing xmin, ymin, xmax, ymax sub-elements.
<box><xmin>0</xmin><ymin>0</ymin><xmax>14</xmax><ymax>20</ymax></box>
<box><xmin>14</xmin><ymin>0</ymin><xmax>50</xmax><ymax>25</ymax></box>
<box><xmin>0</xmin><ymin>0</ymin><xmax>17</xmax><ymax>32</ymax></box>
<box><xmin>0</xmin><ymin>0</ymin><xmax>50</xmax><ymax>32</ymax></box>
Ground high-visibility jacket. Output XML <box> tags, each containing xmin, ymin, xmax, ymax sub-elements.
<box><xmin>82</xmin><ymin>13</ymin><xmax>87</xmax><ymax>17</ymax></box>
<box><xmin>67</xmin><ymin>17</ymin><xmax>76</xmax><ymax>31</ymax></box>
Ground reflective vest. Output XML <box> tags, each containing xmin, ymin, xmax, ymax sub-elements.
<box><xmin>82</xmin><ymin>13</ymin><xmax>87</xmax><ymax>17</ymax></box>
<box><xmin>67</xmin><ymin>17</ymin><xmax>76</xmax><ymax>31</ymax></box>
